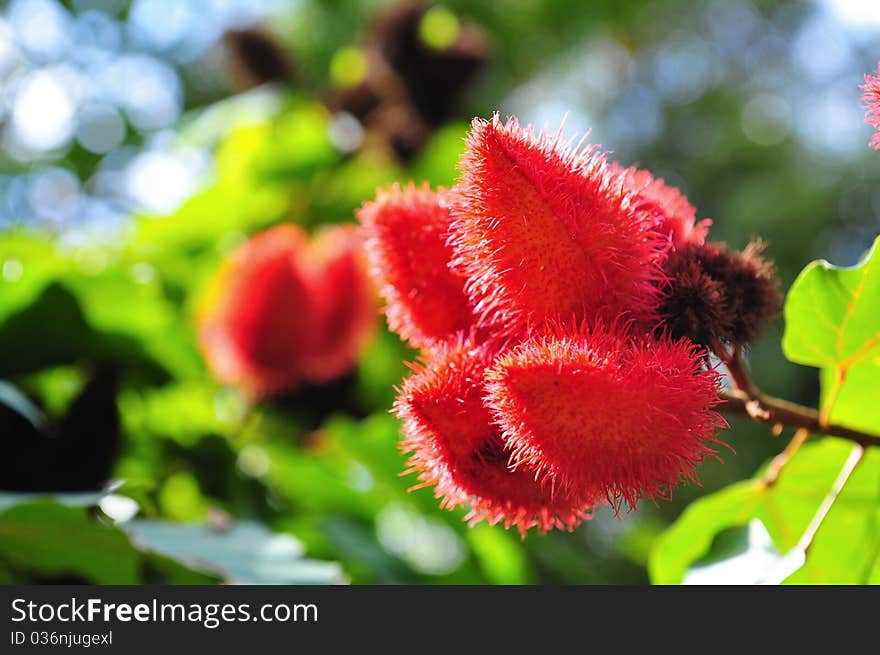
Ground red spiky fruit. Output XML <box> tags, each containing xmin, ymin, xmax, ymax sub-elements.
<box><xmin>449</xmin><ymin>114</ymin><xmax>667</xmax><ymax>337</ymax></box>
<box><xmin>609</xmin><ymin>162</ymin><xmax>711</xmax><ymax>249</ymax></box>
<box><xmin>394</xmin><ymin>340</ymin><xmax>596</xmax><ymax>534</ymax></box>
<box><xmin>862</xmin><ymin>62</ymin><xmax>880</xmax><ymax>150</ymax></box>
<box><xmin>484</xmin><ymin>324</ymin><xmax>726</xmax><ymax>509</ymax></box>
<box><xmin>357</xmin><ymin>183</ymin><xmax>477</xmax><ymax>349</ymax></box>
<box><xmin>199</xmin><ymin>224</ymin><xmax>375</xmax><ymax>398</ymax></box>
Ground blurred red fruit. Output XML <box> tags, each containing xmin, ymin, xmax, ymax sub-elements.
<box><xmin>395</xmin><ymin>341</ymin><xmax>596</xmax><ymax>534</ymax></box>
<box><xmin>485</xmin><ymin>324</ymin><xmax>726</xmax><ymax>510</ymax></box>
<box><xmin>862</xmin><ymin>62</ymin><xmax>880</xmax><ymax>150</ymax></box>
<box><xmin>299</xmin><ymin>225</ymin><xmax>377</xmax><ymax>383</ymax></box>
<box><xmin>199</xmin><ymin>224</ymin><xmax>375</xmax><ymax>398</ymax></box>
<box><xmin>449</xmin><ymin>114</ymin><xmax>667</xmax><ymax>336</ymax></box>
<box><xmin>357</xmin><ymin>183</ymin><xmax>478</xmax><ymax>349</ymax></box>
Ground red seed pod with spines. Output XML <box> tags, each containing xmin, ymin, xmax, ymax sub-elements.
<box><xmin>357</xmin><ymin>182</ymin><xmax>478</xmax><ymax>349</ymax></box>
<box><xmin>394</xmin><ymin>339</ymin><xmax>597</xmax><ymax>534</ymax></box>
<box><xmin>199</xmin><ymin>226</ymin><xmax>312</xmax><ymax>398</ymax></box>
<box><xmin>484</xmin><ymin>323</ymin><xmax>727</xmax><ymax>510</ymax></box>
<box><xmin>448</xmin><ymin>114</ymin><xmax>668</xmax><ymax>338</ymax></box>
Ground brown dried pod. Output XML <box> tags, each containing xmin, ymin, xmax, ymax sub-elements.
<box><xmin>660</xmin><ymin>240</ymin><xmax>781</xmax><ymax>347</ymax></box>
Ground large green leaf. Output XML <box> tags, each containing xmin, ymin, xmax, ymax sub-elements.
<box><xmin>0</xmin><ymin>494</ymin><xmax>221</xmax><ymax>584</ymax></box>
<box><xmin>0</xmin><ymin>283</ymin><xmax>168</xmax><ymax>380</ymax></box>
<box><xmin>681</xmin><ymin>520</ymin><xmax>801</xmax><ymax>585</ymax></box>
<box><xmin>651</xmin><ymin>437</ymin><xmax>880</xmax><ymax>584</ymax></box>
<box><xmin>782</xmin><ymin>236</ymin><xmax>880</xmax><ymax>432</ymax></box>
<box><xmin>649</xmin><ymin>481</ymin><xmax>759</xmax><ymax>584</ymax></box>
<box><xmin>0</xmin><ymin>231</ymin><xmax>200</xmax><ymax>380</ymax></box>
<box><xmin>0</xmin><ymin>233</ymin><xmax>66</xmax><ymax>325</ymax></box>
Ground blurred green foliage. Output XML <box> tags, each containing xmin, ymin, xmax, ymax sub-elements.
<box><xmin>1</xmin><ymin>0</ymin><xmax>879</xmax><ymax>584</ymax></box>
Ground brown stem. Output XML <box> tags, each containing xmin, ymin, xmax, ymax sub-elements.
<box><xmin>713</xmin><ymin>344</ymin><xmax>871</xmax><ymax>568</ymax></box>
<box><xmin>719</xmin><ymin>389</ymin><xmax>880</xmax><ymax>448</ymax></box>
<box><xmin>712</xmin><ymin>342</ymin><xmax>880</xmax><ymax>447</ymax></box>
<box><xmin>727</xmin><ymin>346</ymin><xmax>761</xmax><ymax>398</ymax></box>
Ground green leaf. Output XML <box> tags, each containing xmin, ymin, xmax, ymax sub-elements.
<box><xmin>0</xmin><ymin>231</ymin><xmax>201</xmax><ymax>380</ymax></box>
<box><xmin>0</xmin><ymin>232</ymin><xmax>65</xmax><ymax>325</ymax></box>
<box><xmin>0</xmin><ymin>283</ymin><xmax>168</xmax><ymax>380</ymax></box>
<box><xmin>250</xmin><ymin>102</ymin><xmax>339</xmax><ymax>183</ymax></box>
<box><xmin>769</xmin><ymin>441</ymin><xmax>880</xmax><ymax>584</ymax></box>
<box><xmin>681</xmin><ymin>520</ymin><xmax>802</xmax><ymax>585</ymax></box>
<box><xmin>650</xmin><ymin>440</ymin><xmax>880</xmax><ymax>584</ymax></box>
<box><xmin>0</xmin><ymin>500</ymin><xmax>141</xmax><ymax>583</ymax></box>
<box><xmin>120</xmin><ymin>382</ymin><xmax>248</xmax><ymax>447</ymax></box>
<box><xmin>124</xmin><ymin>519</ymin><xmax>345</xmax><ymax>584</ymax></box>
<box><xmin>409</xmin><ymin>122</ymin><xmax>470</xmax><ymax>187</ymax></box>
<box><xmin>649</xmin><ymin>481</ymin><xmax>759</xmax><ymax>584</ymax></box>
<box><xmin>782</xmin><ymin>236</ymin><xmax>880</xmax><ymax>432</ymax></box>
<box><xmin>783</xmin><ymin>235</ymin><xmax>880</xmax><ymax>370</ymax></box>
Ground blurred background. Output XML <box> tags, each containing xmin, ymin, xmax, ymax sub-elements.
<box><xmin>0</xmin><ymin>0</ymin><xmax>878</xmax><ymax>584</ymax></box>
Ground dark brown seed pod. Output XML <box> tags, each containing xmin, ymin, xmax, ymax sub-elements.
<box><xmin>371</xmin><ymin>1</ymin><xmax>489</xmax><ymax>125</ymax></box>
<box><xmin>659</xmin><ymin>240</ymin><xmax>781</xmax><ymax>347</ymax></box>
<box><xmin>223</xmin><ymin>26</ymin><xmax>294</xmax><ymax>89</ymax></box>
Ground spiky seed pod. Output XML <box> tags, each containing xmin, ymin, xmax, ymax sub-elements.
<box><xmin>716</xmin><ymin>240</ymin><xmax>782</xmax><ymax>344</ymax></box>
<box><xmin>371</xmin><ymin>104</ymin><xmax>432</xmax><ymax>163</ymax></box>
<box><xmin>357</xmin><ymin>183</ymin><xmax>478</xmax><ymax>349</ymax></box>
<box><xmin>861</xmin><ymin>62</ymin><xmax>880</xmax><ymax>150</ymax></box>
<box><xmin>372</xmin><ymin>1</ymin><xmax>489</xmax><ymax>125</ymax></box>
<box><xmin>395</xmin><ymin>340</ymin><xmax>596</xmax><ymax>534</ymax></box>
<box><xmin>448</xmin><ymin>114</ymin><xmax>668</xmax><ymax>337</ymax></box>
<box><xmin>659</xmin><ymin>241</ymin><xmax>781</xmax><ymax>346</ymax></box>
<box><xmin>199</xmin><ymin>224</ymin><xmax>375</xmax><ymax>398</ymax></box>
<box><xmin>484</xmin><ymin>324</ymin><xmax>726</xmax><ymax>510</ymax></box>
<box><xmin>223</xmin><ymin>26</ymin><xmax>293</xmax><ymax>89</ymax></box>
<box><xmin>609</xmin><ymin>162</ymin><xmax>711</xmax><ymax>249</ymax></box>
<box><xmin>658</xmin><ymin>246</ymin><xmax>732</xmax><ymax>347</ymax></box>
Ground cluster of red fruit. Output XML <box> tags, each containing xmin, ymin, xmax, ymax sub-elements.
<box><xmin>358</xmin><ymin>114</ymin><xmax>779</xmax><ymax>533</ymax></box>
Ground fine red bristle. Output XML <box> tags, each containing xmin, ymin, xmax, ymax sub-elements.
<box><xmin>357</xmin><ymin>183</ymin><xmax>478</xmax><ymax>349</ymax></box>
<box><xmin>485</xmin><ymin>323</ymin><xmax>727</xmax><ymax>510</ymax></box>
<box><xmin>448</xmin><ymin>114</ymin><xmax>668</xmax><ymax>338</ymax></box>
<box><xmin>862</xmin><ymin>63</ymin><xmax>880</xmax><ymax>150</ymax></box>
<box><xmin>394</xmin><ymin>339</ymin><xmax>597</xmax><ymax>535</ymax></box>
